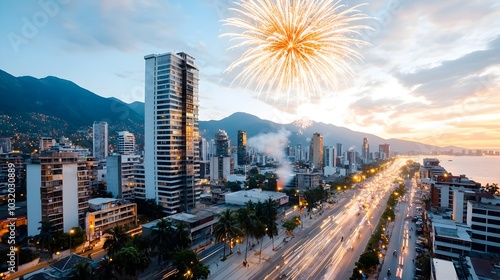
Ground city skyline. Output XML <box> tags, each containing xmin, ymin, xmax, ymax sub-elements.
<box><xmin>1</xmin><ymin>0</ymin><xmax>500</xmax><ymax>150</ymax></box>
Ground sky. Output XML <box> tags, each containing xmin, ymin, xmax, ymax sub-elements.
<box><xmin>1</xmin><ymin>0</ymin><xmax>499</xmax><ymax>150</ymax></box>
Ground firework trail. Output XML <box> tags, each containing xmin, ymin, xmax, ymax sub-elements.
<box><xmin>221</xmin><ymin>0</ymin><xmax>371</xmax><ymax>104</ymax></box>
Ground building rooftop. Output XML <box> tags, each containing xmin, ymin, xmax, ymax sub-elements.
<box><xmin>88</xmin><ymin>197</ymin><xmax>118</xmax><ymax>206</ymax></box>
<box><xmin>51</xmin><ymin>254</ymin><xmax>96</xmax><ymax>273</ymax></box>
<box><xmin>469</xmin><ymin>198</ymin><xmax>500</xmax><ymax>210</ymax></box>
<box><xmin>468</xmin><ymin>257</ymin><xmax>500</xmax><ymax>280</ymax></box>
<box><xmin>432</xmin><ymin>217</ymin><xmax>472</xmax><ymax>241</ymax></box>
<box><xmin>224</xmin><ymin>188</ymin><xmax>287</xmax><ymax>201</ymax></box>
<box><xmin>432</xmin><ymin>258</ymin><xmax>458</xmax><ymax>280</ymax></box>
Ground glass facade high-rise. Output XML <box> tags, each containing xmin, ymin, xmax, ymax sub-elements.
<box><xmin>144</xmin><ymin>52</ymin><xmax>201</xmax><ymax>214</ymax></box>
<box><xmin>215</xmin><ymin>130</ymin><xmax>230</xmax><ymax>157</ymax></box>
<box><xmin>237</xmin><ymin>130</ymin><xmax>247</xmax><ymax>165</ymax></box>
<box><xmin>310</xmin><ymin>133</ymin><xmax>324</xmax><ymax>169</ymax></box>
<box><xmin>362</xmin><ymin>137</ymin><xmax>370</xmax><ymax>164</ymax></box>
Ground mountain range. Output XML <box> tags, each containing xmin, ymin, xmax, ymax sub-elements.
<box><xmin>0</xmin><ymin>69</ymin><xmax>464</xmax><ymax>154</ymax></box>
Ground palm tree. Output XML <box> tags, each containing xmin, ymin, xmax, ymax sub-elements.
<box><xmin>174</xmin><ymin>221</ymin><xmax>191</xmax><ymax>249</ymax></box>
<box><xmin>103</xmin><ymin>225</ymin><xmax>129</xmax><ymax>257</ymax></box>
<box><xmin>214</xmin><ymin>209</ymin><xmax>241</xmax><ymax>259</ymax></box>
<box><xmin>112</xmin><ymin>247</ymin><xmax>150</xmax><ymax>279</ymax></box>
<box><xmin>96</xmin><ymin>256</ymin><xmax>115</xmax><ymax>280</ymax></box>
<box><xmin>236</xmin><ymin>206</ymin><xmax>259</xmax><ymax>263</ymax></box>
<box><xmin>151</xmin><ymin>218</ymin><xmax>174</xmax><ymax>264</ymax></box>
<box><xmin>262</xmin><ymin>198</ymin><xmax>279</xmax><ymax>250</ymax></box>
<box><xmin>70</xmin><ymin>260</ymin><xmax>95</xmax><ymax>280</ymax></box>
<box><xmin>37</xmin><ymin>221</ymin><xmax>53</xmax><ymax>252</ymax></box>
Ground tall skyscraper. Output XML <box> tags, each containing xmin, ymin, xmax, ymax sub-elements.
<box><xmin>199</xmin><ymin>137</ymin><xmax>210</xmax><ymax>162</ymax></box>
<box><xmin>310</xmin><ymin>133</ymin><xmax>324</xmax><ymax>169</ymax></box>
<box><xmin>323</xmin><ymin>146</ymin><xmax>336</xmax><ymax>176</ymax></box>
<box><xmin>237</xmin><ymin>130</ymin><xmax>247</xmax><ymax>166</ymax></box>
<box><xmin>215</xmin><ymin>130</ymin><xmax>230</xmax><ymax>157</ymax></box>
<box><xmin>93</xmin><ymin>121</ymin><xmax>108</xmax><ymax>161</ymax></box>
<box><xmin>336</xmin><ymin>143</ymin><xmax>343</xmax><ymax>159</ymax></box>
<box><xmin>379</xmin><ymin>143</ymin><xmax>390</xmax><ymax>159</ymax></box>
<box><xmin>296</xmin><ymin>144</ymin><xmax>303</xmax><ymax>161</ymax></box>
<box><xmin>362</xmin><ymin>138</ymin><xmax>370</xmax><ymax>164</ymax></box>
<box><xmin>118</xmin><ymin>131</ymin><xmax>135</xmax><ymax>155</ymax></box>
<box><xmin>0</xmin><ymin>137</ymin><xmax>11</xmax><ymax>154</ymax></box>
<box><xmin>144</xmin><ymin>52</ymin><xmax>201</xmax><ymax>214</ymax></box>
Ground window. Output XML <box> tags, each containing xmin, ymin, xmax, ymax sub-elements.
<box><xmin>490</xmin><ymin>211</ymin><xmax>500</xmax><ymax>217</ymax></box>
<box><xmin>472</xmin><ymin>208</ymin><xmax>487</xmax><ymax>215</ymax></box>
<box><xmin>472</xmin><ymin>233</ymin><xmax>486</xmax><ymax>240</ymax></box>
<box><xmin>472</xmin><ymin>225</ymin><xmax>486</xmax><ymax>231</ymax></box>
<box><xmin>472</xmin><ymin>217</ymin><xmax>487</xmax><ymax>223</ymax></box>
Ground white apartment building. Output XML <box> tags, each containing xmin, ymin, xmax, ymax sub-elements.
<box><xmin>323</xmin><ymin>146</ymin><xmax>336</xmax><ymax>176</ymax></box>
<box><xmin>210</xmin><ymin>156</ymin><xmax>231</xmax><ymax>185</ymax></box>
<box><xmin>27</xmin><ymin>151</ymin><xmax>92</xmax><ymax>236</ymax></box>
<box><xmin>118</xmin><ymin>131</ymin><xmax>135</xmax><ymax>155</ymax></box>
<box><xmin>431</xmin><ymin>217</ymin><xmax>472</xmax><ymax>260</ymax></box>
<box><xmin>93</xmin><ymin>121</ymin><xmax>108</xmax><ymax>161</ymax></box>
<box><xmin>467</xmin><ymin>197</ymin><xmax>500</xmax><ymax>254</ymax></box>
<box><xmin>107</xmin><ymin>154</ymin><xmax>142</xmax><ymax>199</ymax></box>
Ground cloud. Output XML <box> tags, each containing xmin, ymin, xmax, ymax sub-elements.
<box><xmin>394</xmin><ymin>36</ymin><xmax>500</xmax><ymax>88</ymax></box>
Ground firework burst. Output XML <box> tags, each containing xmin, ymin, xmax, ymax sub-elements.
<box><xmin>221</xmin><ymin>0</ymin><xmax>371</xmax><ymax>103</ymax></box>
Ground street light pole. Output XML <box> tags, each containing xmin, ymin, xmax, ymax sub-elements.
<box><xmin>69</xmin><ymin>229</ymin><xmax>75</xmax><ymax>254</ymax></box>
<box><xmin>15</xmin><ymin>247</ymin><xmax>19</xmax><ymax>271</ymax></box>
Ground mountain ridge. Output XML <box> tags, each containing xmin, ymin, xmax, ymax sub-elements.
<box><xmin>0</xmin><ymin>69</ymin><xmax>467</xmax><ymax>153</ymax></box>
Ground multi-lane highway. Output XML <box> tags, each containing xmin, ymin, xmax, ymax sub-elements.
<box><xmin>249</xmin><ymin>158</ymin><xmax>408</xmax><ymax>280</ymax></box>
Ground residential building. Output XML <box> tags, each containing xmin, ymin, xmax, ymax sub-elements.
<box><xmin>40</xmin><ymin>137</ymin><xmax>56</xmax><ymax>152</ymax></box>
<box><xmin>293</xmin><ymin>172</ymin><xmax>320</xmax><ymax>190</ymax></box>
<box><xmin>27</xmin><ymin>150</ymin><xmax>92</xmax><ymax>236</ymax></box>
<box><xmin>85</xmin><ymin>198</ymin><xmax>137</xmax><ymax>241</ymax></box>
<box><xmin>420</xmin><ymin>158</ymin><xmax>447</xmax><ymax>180</ymax></box>
<box><xmin>215</xmin><ymin>130</ymin><xmax>230</xmax><ymax>157</ymax></box>
<box><xmin>144</xmin><ymin>52</ymin><xmax>201</xmax><ymax>214</ymax></box>
<box><xmin>309</xmin><ymin>133</ymin><xmax>323</xmax><ymax>169</ymax></box>
<box><xmin>323</xmin><ymin>146</ymin><xmax>336</xmax><ymax>176</ymax></box>
<box><xmin>107</xmin><ymin>154</ymin><xmax>141</xmax><ymax>199</ymax></box>
<box><xmin>0</xmin><ymin>151</ymin><xmax>25</xmax><ymax>189</ymax></box>
<box><xmin>0</xmin><ymin>137</ymin><xmax>11</xmax><ymax>154</ymax></box>
<box><xmin>431</xmin><ymin>217</ymin><xmax>472</xmax><ymax>260</ymax></box>
<box><xmin>378</xmin><ymin>143</ymin><xmax>390</xmax><ymax>159</ymax></box>
<box><xmin>199</xmin><ymin>137</ymin><xmax>210</xmax><ymax>162</ymax></box>
<box><xmin>237</xmin><ymin>130</ymin><xmax>247</xmax><ymax>166</ymax></box>
<box><xmin>210</xmin><ymin>156</ymin><xmax>231</xmax><ymax>185</ymax></box>
<box><xmin>133</xmin><ymin>161</ymin><xmax>146</xmax><ymax>200</ymax></box>
<box><xmin>93</xmin><ymin>121</ymin><xmax>108</xmax><ymax>161</ymax></box>
<box><xmin>336</xmin><ymin>143</ymin><xmax>343</xmax><ymax>159</ymax></box>
<box><xmin>117</xmin><ymin>131</ymin><xmax>135</xmax><ymax>155</ymax></box>
<box><xmin>429</xmin><ymin>174</ymin><xmax>481</xmax><ymax>209</ymax></box>
<box><xmin>466</xmin><ymin>197</ymin><xmax>500</xmax><ymax>254</ymax></box>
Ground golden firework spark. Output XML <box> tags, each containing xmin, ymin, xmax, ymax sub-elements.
<box><xmin>221</xmin><ymin>0</ymin><xmax>371</xmax><ymax>103</ymax></box>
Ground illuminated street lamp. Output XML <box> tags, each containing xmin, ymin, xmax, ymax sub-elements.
<box><xmin>69</xmin><ymin>229</ymin><xmax>75</xmax><ymax>254</ymax></box>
